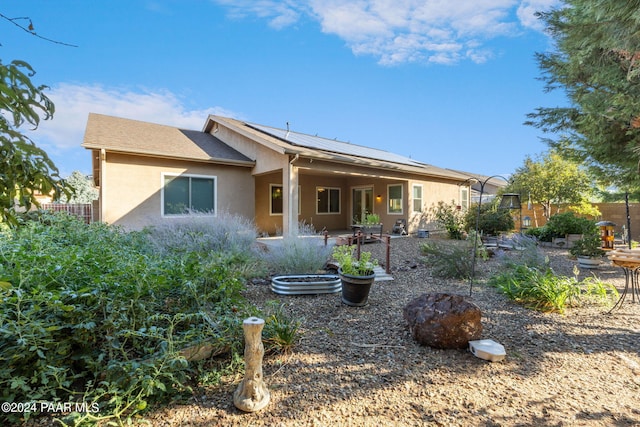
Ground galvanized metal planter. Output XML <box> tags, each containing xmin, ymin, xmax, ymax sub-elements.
<box><xmin>270</xmin><ymin>274</ymin><xmax>341</xmax><ymax>295</ymax></box>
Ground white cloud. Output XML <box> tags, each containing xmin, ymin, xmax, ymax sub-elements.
<box><xmin>212</xmin><ymin>0</ymin><xmax>561</xmax><ymax>65</ymax></box>
<box><xmin>28</xmin><ymin>83</ymin><xmax>241</xmax><ymax>151</ymax></box>
<box><xmin>517</xmin><ymin>0</ymin><xmax>560</xmax><ymax>31</ymax></box>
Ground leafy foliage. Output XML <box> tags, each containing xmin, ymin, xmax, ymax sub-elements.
<box><xmin>59</xmin><ymin>171</ymin><xmax>98</xmax><ymax>204</ymax></box>
<box><xmin>0</xmin><ymin>213</ymin><xmax>300</xmax><ymax>425</ymax></box>
<box><xmin>545</xmin><ymin>212</ymin><xmax>596</xmax><ymax>237</ymax></box>
<box><xmin>332</xmin><ymin>244</ymin><xmax>378</xmax><ymax>276</ymax></box>
<box><xmin>0</xmin><ymin>60</ymin><xmax>70</xmax><ymax>225</ymax></box>
<box><xmin>431</xmin><ymin>200</ymin><xmax>465</xmax><ymax>239</ymax></box>
<box><xmin>506</xmin><ymin>150</ymin><xmax>592</xmax><ymax>219</ymax></box>
<box><xmin>463</xmin><ymin>200</ymin><xmax>515</xmax><ymax>235</ymax></box>
<box><xmin>489</xmin><ymin>265</ymin><xmax>618</xmax><ymax>314</ymax></box>
<box><xmin>527</xmin><ymin>1</ymin><xmax>640</xmax><ymax>192</ymax></box>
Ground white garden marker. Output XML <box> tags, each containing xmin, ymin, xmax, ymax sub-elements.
<box><xmin>233</xmin><ymin>317</ymin><xmax>270</xmax><ymax>412</ymax></box>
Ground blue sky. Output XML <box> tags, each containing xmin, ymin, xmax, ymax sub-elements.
<box><xmin>2</xmin><ymin>0</ymin><xmax>565</xmax><ymax>178</ymax></box>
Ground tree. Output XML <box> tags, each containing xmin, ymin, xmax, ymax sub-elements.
<box><xmin>60</xmin><ymin>171</ymin><xmax>98</xmax><ymax>204</ymax></box>
<box><xmin>507</xmin><ymin>150</ymin><xmax>591</xmax><ymax>224</ymax></box>
<box><xmin>0</xmin><ymin>59</ymin><xmax>69</xmax><ymax>225</ymax></box>
<box><xmin>526</xmin><ymin>0</ymin><xmax>640</xmax><ymax>192</ymax></box>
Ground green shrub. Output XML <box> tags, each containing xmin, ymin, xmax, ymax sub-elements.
<box><xmin>431</xmin><ymin>200</ymin><xmax>465</xmax><ymax>240</ymax></box>
<box><xmin>464</xmin><ymin>201</ymin><xmax>515</xmax><ymax>235</ymax></box>
<box><xmin>544</xmin><ymin>212</ymin><xmax>596</xmax><ymax>237</ymax></box>
<box><xmin>420</xmin><ymin>240</ymin><xmax>475</xmax><ymax>279</ymax></box>
<box><xmin>262</xmin><ymin>301</ymin><xmax>303</xmax><ymax>354</ymax></box>
<box><xmin>0</xmin><ymin>213</ymin><xmax>251</xmax><ymax>425</ymax></box>
<box><xmin>489</xmin><ymin>265</ymin><xmax>618</xmax><ymax>314</ymax></box>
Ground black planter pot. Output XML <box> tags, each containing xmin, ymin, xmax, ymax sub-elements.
<box><xmin>338</xmin><ymin>268</ymin><xmax>376</xmax><ymax>306</ymax></box>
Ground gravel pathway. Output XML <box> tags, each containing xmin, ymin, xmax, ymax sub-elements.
<box><xmin>141</xmin><ymin>237</ymin><xmax>640</xmax><ymax>427</ymax></box>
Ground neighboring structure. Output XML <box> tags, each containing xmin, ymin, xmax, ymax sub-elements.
<box><xmin>82</xmin><ymin>113</ymin><xmax>478</xmax><ymax>235</ymax></box>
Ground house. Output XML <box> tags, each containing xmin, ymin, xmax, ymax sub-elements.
<box><xmin>82</xmin><ymin>113</ymin><xmax>476</xmax><ymax>235</ymax></box>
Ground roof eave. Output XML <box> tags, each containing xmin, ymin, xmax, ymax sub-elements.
<box><xmin>82</xmin><ymin>145</ymin><xmax>256</xmax><ymax>167</ymax></box>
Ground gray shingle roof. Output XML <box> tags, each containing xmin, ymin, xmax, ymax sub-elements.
<box><xmin>82</xmin><ymin>114</ymin><xmax>254</xmax><ymax>166</ymax></box>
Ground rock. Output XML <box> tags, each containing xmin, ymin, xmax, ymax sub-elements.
<box><xmin>403</xmin><ymin>293</ymin><xmax>483</xmax><ymax>349</ymax></box>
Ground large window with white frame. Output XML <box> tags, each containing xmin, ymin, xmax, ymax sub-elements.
<box><xmin>388</xmin><ymin>184</ymin><xmax>403</xmax><ymax>214</ymax></box>
<box><xmin>316</xmin><ymin>187</ymin><xmax>340</xmax><ymax>214</ymax></box>
<box><xmin>412</xmin><ymin>184</ymin><xmax>423</xmax><ymax>212</ymax></box>
<box><xmin>270</xmin><ymin>184</ymin><xmax>301</xmax><ymax>215</ymax></box>
<box><xmin>162</xmin><ymin>173</ymin><xmax>216</xmax><ymax>216</ymax></box>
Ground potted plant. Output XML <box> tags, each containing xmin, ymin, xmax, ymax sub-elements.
<box><xmin>569</xmin><ymin>233</ymin><xmax>606</xmax><ymax>269</ymax></box>
<box><xmin>352</xmin><ymin>212</ymin><xmax>383</xmax><ymax>241</ymax></box>
<box><xmin>332</xmin><ymin>245</ymin><xmax>378</xmax><ymax>306</ymax></box>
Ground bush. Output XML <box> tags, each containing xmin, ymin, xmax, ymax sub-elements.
<box><xmin>431</xmin><ymin>200</ymin><xmax>465</xmax><ymax>240</ymax></box>
<box><xmin>0</xmin><ymin>213</ymin><xmax>255</xmax><ymax>425</ymax></box>
<box><xmin>544</xmin><ymin>212</ymin><xmax>596</xmax><ymax>237</ymax></box>
<box><xmin>145</xmin><ymin>211</ymin><xmax>258</xmax><ymax>260</ymax></box>
<box><xmin>420</xmin><ymin>240</ymin><xmax>475</xmax><ymax>279</ymax></box>
<box><xmin>489</xmin><ymin>265</ymin><xmax>618</xmax><ymax>313</ymax></box>
<box><xmin>259</xmin><ymin>222</ymin><xmax>333</xmax><ymax>274</ymax></box>
<box><xmin>464</xmin><ymin>201</ymin><xmax>515</xmax><ymax>235</ymax></box>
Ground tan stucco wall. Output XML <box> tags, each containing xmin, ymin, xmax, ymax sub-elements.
<box><xmin>253</xmin><ymin>168</ymin><xmax>465</xmax><ymax>235</ymax></box>
<box><xmin>101</xmin><ymin>153</ymin><xmax>254</xmax><ymax>230</ymax></box>
<box><xmin>214</xmin><ymin>125</ymin><xmax>287</xmax><ymax>175</ymax></box>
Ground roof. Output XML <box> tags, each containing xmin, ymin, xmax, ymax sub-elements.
<box><xmin>246</xmin><ymin>122</ymin><xmax>429</xmax><ymax>168</ymax></box>
<box><xmin>82</xmin><ymin>113</ymin><xmax>254</xmax><ymax>166</ymax></box>
<box><xmin>207</xmin><ymin>116</ymin><xmax>471</xmax><ymax>181</ymax></box>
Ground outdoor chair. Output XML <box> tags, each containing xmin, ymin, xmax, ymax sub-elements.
<box><xmin>392</xmin><ymin>219</ymin><xmax>408</xmax><ymax>235</ymax></box>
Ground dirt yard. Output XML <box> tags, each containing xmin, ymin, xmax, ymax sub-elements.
<box><xmin>138</xmin><ymin>237</ymin><xmax>640</xmax><ymax>426</ymax></box>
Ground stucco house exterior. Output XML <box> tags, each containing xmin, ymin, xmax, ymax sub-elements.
<box><xmin>82</xmin><ymin>113</ymin><xmax>478</xmax><ymax>235</ymax></box>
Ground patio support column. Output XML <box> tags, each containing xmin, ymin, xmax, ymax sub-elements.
<box><xmin>283</xmin><ymin>155</ymin><xmax>299</xmax><ymax>237</ymax></box>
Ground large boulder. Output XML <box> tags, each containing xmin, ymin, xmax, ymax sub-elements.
<box><xmin>403</xmin><ymin>293</ymin><xmax>483</xmax><ymax>349</ymax></box>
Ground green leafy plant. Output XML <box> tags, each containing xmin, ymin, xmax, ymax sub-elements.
<box><xmin>432</xmin><ymin>200</ymin><xmax>465</xmax><ymax>240</ymax></box>
<box><xmin>362</xmin><ymin>213</ymin><xmax>381</xmax><ymax>225</ymax></box>
<box><xmin>545</xmin><ymin>212</ymin><xmax>594</xmax><ymax>237</ymax></box>
<box><xmin>262</xmin><ymin>301</ymin><xmax>303</xmax><ymax>354</ymax></box>
<box><xmin>489</xmin><ymin>265</ymin><xmax>618</xmax><ymax>314</ymax></box>
<box><xmin>0</xmin><ymin>213</ymin><xmax>254</xmax><ymax>425</ymax></box>
<box><xmin>332</xmin><ymin>244</ymin><xmax>378</xmax><ymax>276</ymax></box>
<box><xmin>464</xmin><ymin>201</ymin><xmax>515</xmax><ymax>235</ymax></box>
<box><xmin>569</xmin><ymin>233</ymin><xmax>606</xmax><ymax>258</ymax></box>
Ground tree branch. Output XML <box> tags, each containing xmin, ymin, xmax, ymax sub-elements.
<box><xmin>0</xmin><ymin>13</ymin><xmax>78</xmax><ymax>47</ymax></box>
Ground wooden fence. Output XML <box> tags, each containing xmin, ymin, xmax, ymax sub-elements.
<box><xmin>41</xmin><ymin>203</ymin><xmax>93</xmax><ymax>224</ymax></box>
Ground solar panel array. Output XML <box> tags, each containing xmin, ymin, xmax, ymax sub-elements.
<box><xmin>246</xmin><ymin>122</ymin><xmax>428</xmax><ymax>168</ymax></box>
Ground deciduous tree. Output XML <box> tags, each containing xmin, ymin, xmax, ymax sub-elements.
<box><xmin>0</xmin><ymin>59</ymin><xmax>68</xmax><ymax>225</ymax></box>
<box><xmin>507</xmin><ymin>150</ymin><xmax>591</xmax><ymax>224</ymax></box>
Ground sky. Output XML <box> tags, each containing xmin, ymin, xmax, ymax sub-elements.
<box><xmin>2</xmin><ymin>0</ymin><xmax>566</xmax><ymax>178</ymax></box>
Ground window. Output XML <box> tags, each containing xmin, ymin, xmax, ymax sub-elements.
<box><xmin>270</xmin><ymin>184</ymin><xmax>283</xmax><ymax>215</ymax></box>
<box><xmin>412</xmin><ymin>184</ymin><xmax>423</xmax><ymax>212</ymax></box>
<box><xmin>388</xmin><ymin>184</ymin><xmax>403</xmax><ymax>214</ymax></box>
<box><xmin>163</xmin><ymin>174</ymin><xmax>216</xmax><ymax>216</ymax></box>
<box><xmin>270</xmin><ymin>184</ymin><xmax>301</xmax><ymax>215</ymax></box>
<box><xmin>460</xmin><ymin>187</ymin><xmax>469</xmax><ymax>211</ymax></box>
<box><xmin>316</xmin><ymin>187</ymin><xmax>340</xmax><ymax>214</ymax></box>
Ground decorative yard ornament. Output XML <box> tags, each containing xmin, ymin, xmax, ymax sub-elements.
<box><xmin>233</xmin><ymin>317</ymin><xmax>270</xmax><ymax>412</ymax></box>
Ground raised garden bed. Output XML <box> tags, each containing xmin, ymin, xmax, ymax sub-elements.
<box><xmin>270</xmin><ymin>274</ymin><xmax>341</xmax><ymax>295</ymax></box>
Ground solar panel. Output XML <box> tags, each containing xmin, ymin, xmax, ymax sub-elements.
<box><xmin>246</xmin><ymin>122</ymin><xmax>427</xmax><ymax>168</ymax></box>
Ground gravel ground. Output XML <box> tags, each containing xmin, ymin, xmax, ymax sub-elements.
<box><xmin>139</xmin><ymin>236</ymin><xmax>640</xmax><ymax>427</ymax></box>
